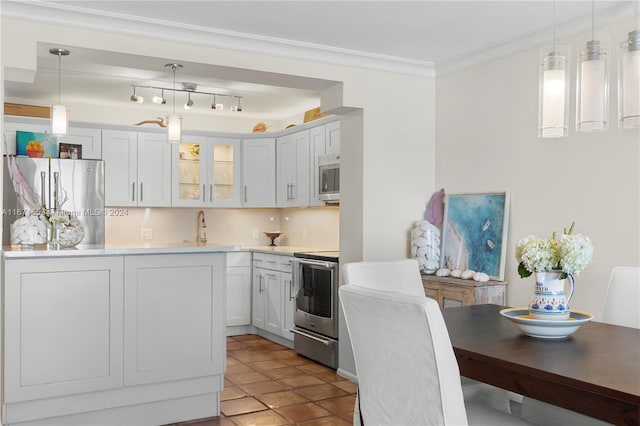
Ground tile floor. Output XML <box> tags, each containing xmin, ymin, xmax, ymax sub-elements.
<box><xmin>168</xmin><ymin>335</ymin><xmax>357</xmax><ymax>426</ymax></box>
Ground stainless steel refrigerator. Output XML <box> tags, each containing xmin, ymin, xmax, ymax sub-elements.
<box><xmin>3</xmin><ymin>157</ymin><xmax>105</xmax><ymax>246</ymax></box>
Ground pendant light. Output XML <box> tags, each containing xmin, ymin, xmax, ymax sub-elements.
<box><xmin>166</xmin><ymin>63</ymin><xmax>183</xmax><ymax>143</ymax></box>
<box><xmin>576</xmin><ymin>0</ymin><xmax>609</xmax><ymax>132</ymax></box>
<box><xmin>49</xmin><ymin>48</ymin><xmax>70</xmax><ymax>137</ymax></box>
<box><xmin>538</xmin><ymin>1</ymin><xmax>570</xmax><ymax>138</ymax></box>
<box><xmin>619</xmin><ymin>2</ymin><xmax>640</xmax><ymax>129</ymax></box>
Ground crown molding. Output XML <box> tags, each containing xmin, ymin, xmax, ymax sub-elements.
<box><xmin>2</xmin><ymin>0</ymin><xmax>635</xmax><ymax>78</ymax></box>
<box><xmin>1</xmin><ymin>0</ymin><xmax>436</xmax><ymax>77</ymax></box>
<box><xmin>436</xmin><ymin>1</ymin><xmax>637</xmax><ymax>76</ymax></box>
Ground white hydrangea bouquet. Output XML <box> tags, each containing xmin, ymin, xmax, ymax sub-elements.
<box><xmin>515</xmin><ymin>222</ymin><xmax>594</xmax><ymax>279</ymax></box>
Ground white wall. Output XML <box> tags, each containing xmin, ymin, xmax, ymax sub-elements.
<box><xmin>435</xmin><ymin>17</ymin><xmax>640</xmax><ymax>319</ymax></box>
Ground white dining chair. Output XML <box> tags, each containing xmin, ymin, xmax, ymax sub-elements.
<box><xmin>519</xmin><ymin>266</ymin><xmax>640</xmax><ymax>425</ymax></box>
<box><xmin>339</xmin><ymin>283</ymin><xmax>533</xmax><ymax>425</ymax></box>
<box><xmin>342</xmin><ymin>259</ymin><xmax>513</xmax><ymax>415</ymax></box>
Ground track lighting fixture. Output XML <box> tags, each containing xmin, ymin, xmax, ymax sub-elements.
<box><xmin>130</xmin><ymin>86</ymin><xmax>144</xmax><ymax>104</ymax></box>
<box><xmin>153</xmin><ymin>90</ymin><xmax>166</xmax><ymax>105</ymax></box>
<box><xmin>130</xmin><ymin>85</ymin><xmax>241</xmax><ymax>113</ymax></box>
<box><xmin>231</xmin><ymin>98</ymin><xmax>242</xmax><ymax>112</ymax></box>
<box><xmin>184</xmin><ymin>92</ymin><xmax>194</xmax><ymax>110</ymax></box>
<box><xmin>211</xmin><ymin>94</ymin><xmax>223</xmax><ymax>110</ymax></box>
<box><xmin>50</xmin><ymin>48</ymin><xmax>70</xmax><ymax>136</ymax></box>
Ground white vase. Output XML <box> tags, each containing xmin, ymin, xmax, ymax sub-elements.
<box><xmin>528</xmin><ymin>270</ymin><xmax>575</xmax><ymax>320</ymax></box>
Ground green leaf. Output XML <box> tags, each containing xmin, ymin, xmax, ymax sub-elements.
<box><xmin>518</xmin><ymin>263</ymin><xmax>532</xmax><ymax>279</ymax></box>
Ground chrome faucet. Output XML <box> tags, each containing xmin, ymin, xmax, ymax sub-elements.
<box><xmin>196</xmin><ymin>210</ymin><xmax>207</xmax><ymax>244</ymax></box>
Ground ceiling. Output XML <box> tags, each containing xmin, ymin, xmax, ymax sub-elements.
<box><xmin>2</xmin><ymin>1</ymin><xmax>636</xmax><ymax>120</ymax></box>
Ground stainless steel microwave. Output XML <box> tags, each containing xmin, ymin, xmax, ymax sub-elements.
<box><xmin>318</xmin><ymin>154</ymin><xmax>340</xmax><ymax>203</ymax></box>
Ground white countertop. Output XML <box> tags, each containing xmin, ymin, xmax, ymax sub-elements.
<box><xmin>2</xmin><ymin>243</ymin><xmax>337</xmax><ymax>259</ymax></box>
<box><xmin>2</xmin><ymin>242</ymin><xmax>241</xmax><ymax>259</ymax></box>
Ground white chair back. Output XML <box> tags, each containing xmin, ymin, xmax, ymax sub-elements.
<box><xmin>602</xmin><ymin>266</ymin><xmax>640</xmax><ymax>328</ymax></box>
<box><xmin>342</xmin><ymin>259</ymin><xmax>424</xmax><ymax>296</ymax></box>
<box><xmin>339</xmin><ymin>284</ymin><xmax>468</xmax><ymax>425</ymax></box>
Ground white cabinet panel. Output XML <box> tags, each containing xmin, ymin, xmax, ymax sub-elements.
<box><xmin>65</xmin><ymin>127</ymin><xmax>102</xmax><ymax>159</ymax></box>
<box><xmin>102</xmin><ymin>130</ymin><xmax>138</xmax><ymax>206</ymax></box>
<box><xmin>309</xmin><ymin>120</ymin><xmax>340</xmax><ymax>206</ymax></box>
<box><xmin>242</xmin><ymin>138</ymin><xmax>276</xmax><ymax>207</ymax></box>
<box><xmin>103</xmin><ymin>130</ymin><xmax>171</xmax><ymax>207</ymax></box>
<box><xmin>252</xmin><ymin>253</ymin><xmax>294</xmax><ymax>341</ymax></box>
<box><xmin>282</xmin><ymin>271</ymin><xmax>295</xmax><ymax>340</ymax></box>
<box><xmin>277</xmin><ymin>130</ymin><xmax>310</xmax><ymax>207</ymax></box>
<box><xmin>264</xmin><ymin>271</ymin><xmax>283</xmax><ymax>336</ymax></box>
<box><xmin>4</xmin><ymin>257</ymin><xmax>124</xmax><ymax>402</ymax></box>
<box><xmin>124</xmin><ymin>253</ymin><xmax>225</xmax><ymax>386</ymax></box>
<box><xmin>226</xmin><ymin>252</ymin><xmax>252</xmax><ymax>326</ymax></box>
<box><xmin>325</xmin><ymin>120</ymin><xmax>341</xmax><ymax>156</ymax></box>
<box><xmin>137</xmin><ymin>132</ymin><xmax>172</xmax><ymax>206</ymax></box>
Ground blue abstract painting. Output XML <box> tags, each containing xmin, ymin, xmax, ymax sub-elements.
<box><xmin>440</xmin><ymin>192</ymin><xmax>510</xmax><ymax>280</ymax></box>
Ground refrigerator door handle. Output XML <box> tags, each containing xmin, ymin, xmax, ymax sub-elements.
<box><xmin>40</xmin><ymin>172</ymin><xmax>46</xmax><ymax>209</ymax></box>
<box><xmin>132</xmin><ymin>182</ymin><xmax>136</xmax><ymax>202</ymax></box>
<box><xmin>140</xmin><ymin>182</ymin><xmax>143</xmax><ymax>202</ymax></box>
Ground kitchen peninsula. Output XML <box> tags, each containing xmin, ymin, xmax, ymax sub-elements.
<box><xmin>2</xmin><ymin>243</ymin><xmax>237</xmax><ymax>426</ymax></box>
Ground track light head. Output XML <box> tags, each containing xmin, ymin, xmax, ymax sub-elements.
<box><xmin>184</xmin><ymin>93</ymin><xmax>194</xmax><ymax>109</ymax></box>
<box><xmin>153</xmin><ymin>90</ymin><xmax>166</xmax><ymax>104</ymax></box>
<box><xmin>130</xmin><ymin>86</ymin><xmax>143</xmax><ymax>103</ymax></box>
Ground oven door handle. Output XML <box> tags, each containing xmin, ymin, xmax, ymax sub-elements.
<box><xmin>290</xmin><ymin>328</ymin><xmax>332</xmax><ymax>346</ymax></box>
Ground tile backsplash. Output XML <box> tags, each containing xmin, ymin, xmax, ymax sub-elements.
<box><xmin>105</xmin><ymin>206</ymin><xmax>339</xmax><ymax>249</ymax></box>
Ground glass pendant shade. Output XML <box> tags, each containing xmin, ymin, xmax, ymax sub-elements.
<box><xmin>577</xmin><ymin>40</ymin><xmax>609</xmax><ymax>132</ymax></box>
<box><xmin>539</xmin><ymin>47</ymin><xmax>570</xmax><ymax>138</ymax></box>
<box><xmin>51</xmin><ymin>104</ymin><xmax>68</xmax><ymax>136</ymax></box>
<box><xmin>167</xmin><ymin>113</ymin><xmax>182</xmax><ymax>143</ymax></box>
<box><xmin>619</xmin><ymin>30</ymin><xmax>640</xmax><ymax>129</ymax></box>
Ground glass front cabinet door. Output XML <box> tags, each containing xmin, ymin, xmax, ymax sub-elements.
<box><xmin>172</xmin><ymin>135</ymin><xmax>242</xmax><ymax>207</ymax></box>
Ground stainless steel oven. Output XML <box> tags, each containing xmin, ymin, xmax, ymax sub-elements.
<box><xmin>291</xmin><ymin>251</ymin><xmax>339</xmax><ymax>369</ymax></box>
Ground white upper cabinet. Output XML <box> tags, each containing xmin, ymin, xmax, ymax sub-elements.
<box><xmin>277</xmin><ymin>129</ymin><xmax>310</xmax><ymax>207</ymax></box>
<box><xmin>172</xmin><ymin>135</ymin><xmax>242</xmax><ymax>207</ymax></box>
<box><xmin>309</xmin><ymin>120</ymin><xmax>340</xmax><ymax>206</ymax></box>
<box><xmin>64</xmin><ymin>127</ymin><xmax>102</xmax><ymax>159</ymax></box>
<box><xmin>242</xmin><ymin>138</ymin><xmax>276</xmax><ymax>207</ymax></box>
<box><xmin>103</xmin><ymin>130</ymin><xmax>172</xmax><ymax>207</ymax></box>
<box><xmin>3</xmin><ymin>121</ymin><xmax>102</xmax><ymax>159</ymax></box>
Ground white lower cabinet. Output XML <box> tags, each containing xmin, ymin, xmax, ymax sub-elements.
<box><xmin>252</xmin><ymin>253</ymin><xmax>294</xmax><ymax>341</ymax></box>
<box><xmin>226</xmin><ymin>252</ymin><xmax>252</xmax><ymax>326</ymax></box>
<box><xmin>3</xmin><ymin>257</ymin><xmax>124</xmax><ymax>403</ymax></box>
<box><xmin>3</xmin><ymin>252</ymin><xmax>226</xmax><ymax>426</ymax></box>
<box><xmin>124</xmin><ymin>253</ymin><xmax>225</xmax><ymax>386</ymax></box>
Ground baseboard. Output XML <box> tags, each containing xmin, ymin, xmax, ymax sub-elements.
<box><xmin>337</xmin><ymin>368</ymin><xmax>357</xmax><ymax>383</ymax></box>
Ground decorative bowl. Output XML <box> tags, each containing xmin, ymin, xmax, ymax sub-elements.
<box><xmin>500</xmin><ymin>307</ymin><xmax>593</xmax><ymax>340</ymax></box>
<box><xmin>264</xmin><ymin>231</ymin><xmax>282</xmax><ymax>247</ymax></box>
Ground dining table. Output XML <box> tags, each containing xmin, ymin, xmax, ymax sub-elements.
<box><xmin>442</xmin><ymin>304</ymin><xmax>640</xmax><ymax>426</ymax></box>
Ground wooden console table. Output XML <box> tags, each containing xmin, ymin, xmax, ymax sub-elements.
<box><xmin>421</xmin><ymin>275</ymin><xmax>506</xmax><ymax>308</ymax></box>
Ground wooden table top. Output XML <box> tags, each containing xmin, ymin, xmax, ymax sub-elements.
<box><xmin>442</xmin><ymin>304</ymin><xmax>640</xmax><ymax>425</ymax></box>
